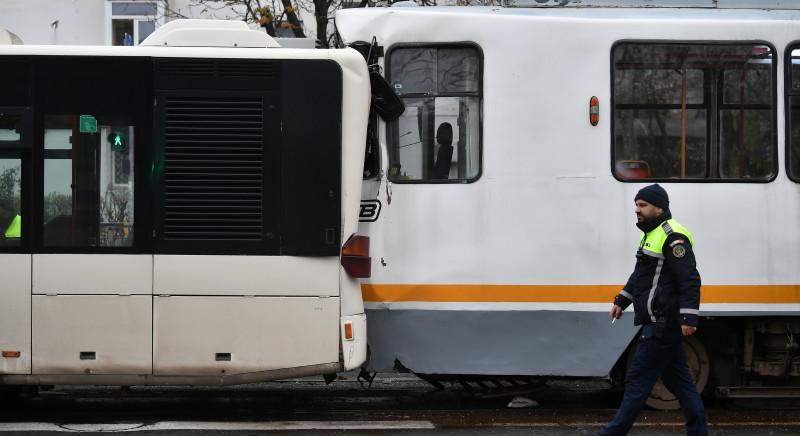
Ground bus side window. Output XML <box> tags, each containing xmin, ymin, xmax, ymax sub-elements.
<box><xmin>386</xmin><ymin>45</ymin><xmax>482</xmax><ymax>183</ymax></box>
<box><xmin>43</xmin><ymin>116</ymin><xmax>135</xmax><ymax>247</ymax></box>
<box><xmin>35</xmin><ymin>56</ymin><xmax>149</xmax><ymax>249</ymax></box>
<box><xmin>0</xmin><ymin>59</ymin><xmax>31</xmax><ymax>250</ymax></box>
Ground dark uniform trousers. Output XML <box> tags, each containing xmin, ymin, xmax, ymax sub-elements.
<box><xmin>599</xmin><ymin>324</ymin><xmax>708</xmax><ymax>436</ymax></box>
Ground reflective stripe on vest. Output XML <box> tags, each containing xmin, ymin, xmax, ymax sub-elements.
<box><xmin>639</xmin><ymin>218</ymin><xmax>694</xmax><ymax>258</ymax></box>
<box><xmin>4</xmin><ymin>214</ymin><xmax>21</xmax><ymax>238</ymax></box>
<box><xmin>640</xmin><ymin>219</ymin><xmax>694</xmax><ymax>322</ymax></box>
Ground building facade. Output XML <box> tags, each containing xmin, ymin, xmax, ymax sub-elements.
<box><xmin>0</xmin><ymin>0</ymin><xmax>273</xmax><ymax>46</ymax></box>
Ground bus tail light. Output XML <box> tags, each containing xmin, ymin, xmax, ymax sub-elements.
<box><xmin>342</xmin><ymin>235</ymin><xmax>371</xmax><ymax>278</ymax></box>
<box><xmin>2</xmin><ymin>351</ymin><xmax>21</xmax><ymax>358</ymax></box>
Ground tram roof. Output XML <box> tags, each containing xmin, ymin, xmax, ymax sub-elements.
<box><xmin>504</xmin><ymin>0</ymin><xmax>800</xmax><ymax>9</ymax></box>
<box><xmin>339</xmin><ymin>4</ymin><xmax>800</xmax><ymax>21</ymax></box>
<box><xmin>0</xmin><ymin>44</ymin><xmax>345</xmax><ymax>59</ymax></box>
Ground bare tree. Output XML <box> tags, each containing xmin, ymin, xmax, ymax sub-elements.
<box><xmin>0</xmin><ymin>167</ymin><xmax>20</xmax><ymax>211</ymax></box>
<box><xmin>192</xmin><ymin>0</ymin><xmax>306</xmax><ymax>38</ymax></box>
<box><xmin>181</xmin><ymin>1</ymin><xmax>503</xmax><ymax>48</ymax></box>
<box><xmin>312</xmin><ymin>0</ymin><xmax>333</xmax><ymax>47</ymax></box>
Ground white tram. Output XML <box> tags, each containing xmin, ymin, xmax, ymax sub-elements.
<box><xmin>336</xmin><ymin>2</ymin><xmax>800</xmax><ymax>407</ymax></box>
<box><xmin>0</xmin><ymin>20</ymin><xmax>371</xmax><ymax>387</ymax></box>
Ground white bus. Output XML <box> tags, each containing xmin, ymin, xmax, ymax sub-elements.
<box><xmin>336</xmin><ymin>1</ymin><xmax>800</xmax><ymax>408</ymax></box>
<box><xmin>0</xmin><ymin>20</ymin><xmax>371</xmax><ymax>388</ymax></box>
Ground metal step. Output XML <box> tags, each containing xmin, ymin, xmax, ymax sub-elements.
<box><xmin>716</xmin><ymin>386</ymin><xmax>800</xmax><ymax>399</ymax></box>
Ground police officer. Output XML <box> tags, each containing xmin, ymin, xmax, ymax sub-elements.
<box><xmin>590</xmin><ymin>184</ymin><xmax>708</xmax><ymax>436</ymax></box>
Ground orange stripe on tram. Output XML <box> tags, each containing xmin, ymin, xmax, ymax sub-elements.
<box><xmin>360</xmin><ymin>284</ymin><xmax>800</xmax><ymax>304</ymax></box>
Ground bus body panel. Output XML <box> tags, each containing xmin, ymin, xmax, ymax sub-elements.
<box><xmin>33</xmin><ymin>254</ymin><xmax>153</xmax><ymax>295</ymax></box>
<box><xmin>152</xmin><ymin>296</ymin><xmax>339</xmax><ymax>375</ymax></box>
<box><xmin>336</xmin><ymin>48</ymin><xmax>373</xmax><ymax>245</ymax></box>
<box><xmin>340</xmin><ymin>313</ymin><xmax>367</xmax><ymax>371</ymax></box>
<box><xmin>153</xmin><ymin>255</ymin><xmax>340</xmax><ymax>297</ymax></box>
<box><xmin>31</xmin><ymin>295</ymin><xmax>152</xmax><ymax>375</ymax></box>
<box><xmin>0</xmin><ymin>254</ymin><xmax>31</xmax><ymax>375</ymax></box>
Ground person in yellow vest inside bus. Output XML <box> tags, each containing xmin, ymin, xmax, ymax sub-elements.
<box><xmin>0</xmin><ymin>198</ymin><xmax>21</xmax><ymax>245</ymax></box>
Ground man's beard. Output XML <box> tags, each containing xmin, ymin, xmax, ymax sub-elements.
<box><xmin>636</xmin><ymin>211</ymin><xmax>667</xmax><ymax>232</ymax></box>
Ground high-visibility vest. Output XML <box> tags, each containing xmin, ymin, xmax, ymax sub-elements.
<box><xmin>639</xmin><ymin>218</ymin><xmax>694</xmax><ymax>258</ymax></box>
<box><xmin>4</xmin><ymin>214</ymin><xmax>21</xmax><ymax>238</ymax></box>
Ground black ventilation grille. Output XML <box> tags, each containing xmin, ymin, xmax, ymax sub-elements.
<box><xmin>163</xmin><ymin>96</ymin><xmax>264</xmax><ymax>240</ymax></box>
<box><xmin>157</xmin><ymin>60</ymin><xmax>215</xmax><ymax>77</ymax></box>
<box><xmin>157</xmin><ymin>59</ymin><xmax>276</xmax><ymax>79</ymax></box>
<box><xmin>217</xmin><ymin>61</ymin><xmax>275</xmax><ymax>78</ymax></box>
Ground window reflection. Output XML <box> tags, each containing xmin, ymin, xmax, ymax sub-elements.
<box><xmin>0</xmin><ymin>158</ymin><xmax>21</xmax><ymax>246</ymax></box>
<box><xmin>613</xmin><ymin>43</ymin><xmax>774</xmax><ymax>180</ymax></box>
<box><xmin>791</xmin><ymin>96</ymin><xmax>800</xmax><ymax>179</ymax></box>
<box><xmin>0</xmin><ymin>113</ymin><xmax>21</xmax><ymax>142</ymax></box>
<box><xmin>43</xmin><ymin>115</ymin><xmax>134</xmax><ymax>247</ymax></box>
<box><xmin>388</xmin><ymin>46</ymin><xmax>482</xmax><ymax>183</ymax></box>
<box><xmin>789</xmin><ymin>50</ymin><xmax>800</xmax><ymax>181</ymax></box>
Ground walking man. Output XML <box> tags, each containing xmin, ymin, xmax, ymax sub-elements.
<box><xmin>590</xmin><ymin>184</ymin><xmax>708</xmax><ymax>436</ymax></box>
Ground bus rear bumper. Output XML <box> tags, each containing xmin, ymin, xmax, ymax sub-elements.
<box><xmin>341</xmin><ymin>313</ymin><xmax>367</xmax><ymax>371</ymax></box>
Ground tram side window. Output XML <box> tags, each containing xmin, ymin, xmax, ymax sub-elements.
<box><xmin>612</xmin><ymin>43</ymin><xmax>775</xmax><ymax>181</ymax></box>
<box><xmin>387</xmin><ymin>46</ymin><xmax>482</xmax><ymax>183</ymax></box>
<box><xmin>788</xmin><ymin>47</ymin><xmax>800</xmax><ymax>181</ymax></box>
<box><xmin>43</xmin><ymin>115</ymin><xmax>135</xmax><ymax>247</ymax></box>
<box><xmin>0</xmin><ymin>158</ymin><xmax>21</xmax><ymax>246</ymax></box>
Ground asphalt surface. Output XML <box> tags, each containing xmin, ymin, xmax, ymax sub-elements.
<box><xmin>1</xmin><ymin>374</ymin><xmax>799</xmax><ymax>435</ymax></box>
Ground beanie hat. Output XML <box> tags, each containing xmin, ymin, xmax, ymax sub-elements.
<box><xmin>634</xmin><ymin>184</ymin><xmax>669</xmax><ymax>210</ymax></box>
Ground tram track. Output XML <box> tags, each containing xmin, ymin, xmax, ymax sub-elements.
<box><xmin>2</xmin><ymin>377</ymin><xmax>799</xmax><ymax>430</ymax></box>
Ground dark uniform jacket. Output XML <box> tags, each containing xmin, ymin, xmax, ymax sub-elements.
<box><xmin>613</xmin><ymin>214</ymin><xmax>701</xmax><ymax>327</ymax></box>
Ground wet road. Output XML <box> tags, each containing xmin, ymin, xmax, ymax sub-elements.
<box><xmin>1</xmin><ymin>375</ymin><xmax>799</xmax><ymax>435</ymax></box>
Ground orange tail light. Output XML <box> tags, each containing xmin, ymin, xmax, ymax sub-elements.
<box><xmin>341</xmin><ymin>235</ymin><xmax>371</xmax><ymax>278</ymax></box>
<box><xmin>590</xmin><ymin>96</ymin><xmax>600</xmax><ymax>126</ymax></box>
<box><xmin>344</xmin><ymin>321</ymin><xmax>354</xmax><ymax>341</ymax></box>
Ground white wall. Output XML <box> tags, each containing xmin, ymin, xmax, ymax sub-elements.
<box><xmin>0</xmin><ymin>0</ymin><xmax>105</xmax><ymax>45</ymax></box>
<box><xmin>0</xmin><ymin>0</ymin><xmax>316</xmax><ymax>46</ymax></box>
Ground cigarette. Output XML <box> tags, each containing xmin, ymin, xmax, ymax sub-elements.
<box><xmin>611</xmin><ymin>317</ymin><xmax>617</xmax><ymax>325</ymax></box>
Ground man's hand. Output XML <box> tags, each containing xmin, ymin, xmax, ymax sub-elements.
<box><xmin>610</xmin><ymin>304</ymin><xmax>623</xmax><ymax>321</ymax></box>
<box><xmin>681</xmin><ymin>325</ymin><xmax>697</xmax><ymax>336</ymax></box>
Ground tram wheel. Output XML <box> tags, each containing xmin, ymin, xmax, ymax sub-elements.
<box><xmin>625</xmin><ymin>335</ymin><xmax>710</xmax><ymax>411</ymax></box>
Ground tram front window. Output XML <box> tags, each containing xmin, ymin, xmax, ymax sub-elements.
<box><xmin>387</xmin><ymin>45</ymin><xmax>482</xmax><ymax>183</ymax></box>
<box><xmin>43</xmin><ymin>115</ymin><xmax>135</xmax><ymax>247</ymax></box>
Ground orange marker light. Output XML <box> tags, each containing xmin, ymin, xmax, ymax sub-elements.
<box><xmin>590</xmin><ymin>96</ymin><xmax>599</xmax><ymax>126</ymax></box>
<box><xmin>2</xmin><ymin>351</ymin><xmax>21</xmax><ymax>358</ymax></box>
<box><xmin>344</xmin><ymin>322</ymin><xmax>354</xmax><ymax>341</ymax></box>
